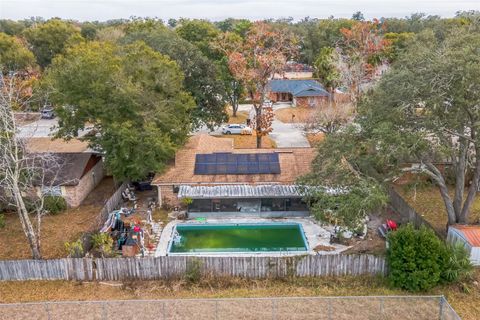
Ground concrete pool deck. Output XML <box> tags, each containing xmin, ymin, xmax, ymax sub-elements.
<box><xmin>155</xmin><ymin>217</ymin><xmax>349</xmax><ymax>257</ymax></box>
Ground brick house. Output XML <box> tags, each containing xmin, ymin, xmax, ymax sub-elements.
<box><xmin>151</xmin><ymin>134</ymin><xmax>316</xmax><ymax>218</ymax></box>
<box><xmin>267</xmin><ymin>79</ymin><xmax>330</xmax><ymax>108</ymax></box>
<box><xmin>26</xmin><ymin>137</ymin><xmax>105</xmax><ymax>207</ymax></box>
<box><xmin>37</xmin><ymin>152</ymin><xmax>104</xmax><ymax>207</ymax></box>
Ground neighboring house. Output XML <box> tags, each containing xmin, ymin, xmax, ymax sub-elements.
<box><xmin>273</xmin><ymin>61</ymin><xmax>314</xmax><ymax>79</ymax></box>
<box><xmin>26</xmin><ymin>137</ymin><xmax>104</xmax><ymax>207</ymax></box>
<box><xmin>151</xmin><ymin>134</ymin><xmax>316</xmax><ymax>218</ymax></box>
<box><xmin>267</xmin><ymin>79</ymin><xmax>330</xmax><ymax>108</ymax></box>
<box><xmin>447</xmin><ymin>225</ymin><xmax>480</xmax><ymax>266</ymax></box>
<box><xmin>37</xmin><ymin>152</ymin><xmax>104</xmax><ymax>207</ymax></box>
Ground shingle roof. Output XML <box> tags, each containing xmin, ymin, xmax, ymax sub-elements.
<box><xmin>34</xmin><ymin>153</ymin><xmax>100</xmax><ymax>186</ymax></box>
<box><xmin>151</xmin><ymin>134</ymin><xmax>316</xmax><ymax>186</ymax></box>
<box><xmin>268</xmin><ymin>79</ymin><xmax>329</xmax><ymax>97</ymax></box>
<box><xmin>450</xmin><ymin>225</ymin><xmax>480</xmax><ymax>247</ymax></box>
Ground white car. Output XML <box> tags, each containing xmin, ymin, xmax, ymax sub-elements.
<box><xmin>222</xmin><ymin>124</ymin><xmax>253</xmax><ymax>135</ymax></box>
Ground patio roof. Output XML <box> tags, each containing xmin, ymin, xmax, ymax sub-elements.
<box><xmin>178</xmin><ymin>184</ymin><xmax>304</xmax><ymax>199</ymax></box>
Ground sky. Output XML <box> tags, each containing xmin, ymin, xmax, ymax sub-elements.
<box><xmin>1</xmin><ymin>0</ymin><xmax>480</xmax><ymax>22</ymax></box>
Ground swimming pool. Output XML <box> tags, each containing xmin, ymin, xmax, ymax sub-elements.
<box><xmin>168</xmin><ymin>223</ymin><xmax>308</xmax><ymax>254</ymax></box>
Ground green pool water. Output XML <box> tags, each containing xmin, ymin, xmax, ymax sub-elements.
<box><xmin>169</xmin><ymin>223</ymin><xmax>308</xmax><ymax>253</ymax></box>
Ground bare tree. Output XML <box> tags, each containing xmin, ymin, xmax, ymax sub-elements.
<box><xmin>0</xmin><ymin>73</ymin><xmax>61</xmax><ymax>259</ymax></box>
<box><xmin>303</xmin><ymin>102</ymin><xmax>355</xmax><ymax>135</ymax></box>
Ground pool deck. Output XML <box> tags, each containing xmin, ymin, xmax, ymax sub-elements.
<box><xmin>155</xmin><ymin>217</ymin><xmax>349</xmax><ymax>257</ymax></box>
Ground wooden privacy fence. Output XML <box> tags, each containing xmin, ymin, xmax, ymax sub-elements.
<box><xmin>97</xmin><ymin>182</ymin><xmax>128</xmax><ymax>226</ymax></box>
<box><xmin>388</xmin><ymin>188</ymin><xmax>445</xmax><ymax>238</ymax></box>
<box><xmin>0</xmin><ymin>254</ymin><xmax>386</xmax><ymax>281</ymax></box>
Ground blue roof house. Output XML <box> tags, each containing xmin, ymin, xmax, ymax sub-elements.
<box><xmin>267</xmin><ymin>79</ymin><xmax>330</xmax><ymax>108</ymax></box>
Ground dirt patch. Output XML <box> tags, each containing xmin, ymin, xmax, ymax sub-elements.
<box><xmin>1</xmin><ymin>273</ymin><xmax>478</xmax><ymax>320</ymax></box>
<box><xmin>82</xmin><ymin>177</ymin><xmax>116</xmax><ymax>206</ymax></box>
<box><xmin>275</xmin><ymin>107</ymin><xmax>316</xmax><ymax>123</ymax></box>
<box><xmin>306</xmin><ymin>132</ymin><xmax>325</xmax><ymax>146</ymax></box>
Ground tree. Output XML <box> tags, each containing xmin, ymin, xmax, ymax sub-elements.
<box><xmin>80</xmin><ymin>22</ymin><xmax>98</xmax><ymax>40</ymax></box>
<box><xmin>44</xmin><ymin>41</ymin><xmax>195</xmax><ymax>180</ymax></box>
<box><xmin>0</xmin><ymin>33</ymin><xmax>36</xmax><ymax>72</ymax></box>
<box><xmin>303</xmin><ymin>25</ymin><xmax>480</xmax><ymax>226</ymax></box>
<box><xmin>336</xmin><ymin>20</ymin><xmax>391</xmax><ymax>107</ymax></box>
<box><xmin>314</xmin><ymin>47</ymin><xmax>341</xmax><ymax>108</ymax></box>
<box><xmin>0</xmin><ymin>73</ymin><xmax>61</xmax><ymax>259</ymax></box>
<box><xmin>176</xmin><ymin>19</ymin><xmax>220</xmax><ymax>60</ymax></box>
<box><xmin>303</xmin><ymin>102</ymin><xmax>354</xmax><ymax>135</ymax></box>
<box><xmin>224</xmin><ymin>22</ymin><xmax>296</xmax><ymax>148</ymax></box>
<box><xmin>23</xmin><ymin>19</ymin><xmax>83</xmax><ymax>68</ymax></box>
<box><xmin>0</xmin><ymin>19</ymin><xmax>26</xmax><ymax>36</ymax></box>
<box><xmin>122</xmin><ymin>24</ymin><xmax>227</xmax><ymax>128</ymax></box>
<box><xmin>352</xmin><ymin>11</ymin><xmax>365</xmax><ymax>21</ymax></box>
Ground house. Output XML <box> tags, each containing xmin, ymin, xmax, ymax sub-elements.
<box><xmin>151</xmin><ymin>134</ymin><xmax>316</xmax><ymax>218</ymax></box>
<box><xmin>447</xmin><ymin>225</ymin><xmax>480</xmax><ymax>266</ymax></box>
<box><xmin>273</xmin><ymin>61</ymin><xmax>314</xmax><ymax>79</ymax></box>
<box><xmin>267</xmin><ymin>79</ymin><xmax>330</xmax><ymax>108</ymax></box>
<box><xmin>26</xmin><ymin>138</ymin><xmax>104</xmax><ymax>207</ymax></box>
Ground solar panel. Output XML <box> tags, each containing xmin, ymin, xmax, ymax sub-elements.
<box><xmin>194</xmin><ymin>152</ymin><xmax>281</xmax><ymax>175</ymax></box>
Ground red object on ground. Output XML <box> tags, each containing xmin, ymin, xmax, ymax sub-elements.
<box><xmin>133</xmin><ymin>226</ymin><xmax>141</xmax><ymax>232</ymax></box>
<box><xmin>386</xmin><ymin>219</ymin><xmax>398</xmax><ymax>230</ymax></box>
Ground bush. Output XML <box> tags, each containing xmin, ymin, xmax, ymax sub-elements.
<box><xmin>43</xmin><ymin>196</ymin><xmax>67</xmax><ymax>215</ymax></box>
<box><xmin>91</xmin><ymin>232</ymin><xmax>113</xmax><ymax>257</ymax></box>
<box><xmin>185</xmin><ymin>258</ymin><xmax>202</xmax><ymax>283</ymax></box>
<box><xmin>64</xmin><ymin>239</ymin><xmax>84</xmax><ymax>257</ymax></box>
<box><xmin>0</xmin><ymin>213</ymin><xmax>5</xmax><ymax>228</ymax></box>
<box><xmin>387</xmin><ymin>224</ymin><xmax>472</xmax><ymax>291</ymax></box>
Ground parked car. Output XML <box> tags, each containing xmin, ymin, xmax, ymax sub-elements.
<box><xmin>41</xmin><ymin>107</ymin><xmax>55</xmax><ymax>119</ymax></box>
<box><xmin>222</xmin><ymin>124</ymin><xmax>253</xmax><ymax>135</ymax></box>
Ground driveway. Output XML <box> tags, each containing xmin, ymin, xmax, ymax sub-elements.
<box><xmin>18</xmin><ymin>118</ymin><xmax>92</xmax><ymax>138</ymax></box>
<box><xmin>270</xmin><ymin>120</ymin><xmax>310</xmax><ymax>148</ymax></box>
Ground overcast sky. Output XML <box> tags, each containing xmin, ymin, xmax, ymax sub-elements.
<box><xmin>1</xmin><ymin>0</ymin><xmax>480</xmax><ymax>21</ymax></box>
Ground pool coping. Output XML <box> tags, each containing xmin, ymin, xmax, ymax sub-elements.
<box><xmin>167</xmin><ymin>222</ymin><xmax>310</xmax><ymax>255</ymax></box>
<box><xmin>155</xmin><ymin>217</ymin><xmax>350</xmax><ymax>257</ymax></box>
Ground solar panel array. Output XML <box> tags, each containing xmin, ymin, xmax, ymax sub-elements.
<box><xmin>194</xmin><ymin>152</ymin><xmax>281</xmax><ymax>175</ymax></box>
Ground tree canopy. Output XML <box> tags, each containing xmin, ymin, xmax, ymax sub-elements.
<box><xmin>44</xmin><ymin>41</ymin><xmax>194</xmax><ymax>180</ymax></box>
<box><xmin>302</xmin><ymin>23</ymin><xmax>480</xmax><ymax>227</ymax></box>
<box><xmin>23</xmin><ymin>19</ymin><xmax>83</xmax><ymax>68</ymax></box>
<box><xmin>122</xmin><ymin>24</ymin><xmax>227</xmax><ymax>128</ymax></box>
<box><xmin>0</xmin><ymin>32</ymin><xmax>36</xmax><ymax>72</ymax></box>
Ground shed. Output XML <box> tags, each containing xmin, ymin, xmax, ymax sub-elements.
<box><xmin>447</xmin><ymin>225</ymin><xmax>480</xmax><ymax>266</ymax></box>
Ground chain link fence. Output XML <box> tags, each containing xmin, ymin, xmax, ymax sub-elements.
<box><xmin>0</xmin><ymin>296</ymin><xmax>461</xmax><ymax>320</ymax></box>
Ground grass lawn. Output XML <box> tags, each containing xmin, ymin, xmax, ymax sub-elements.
<box><xmin>1</xmin><ymin>272</ymin><xmax>478</xmax><ymax>319</ymax></box>
<box><xmin>0</xmin><ymin>205</ymin><xmax>101</xmax><ymax>260</ymax></box>
<box><xmin>216</xmin><ymin>133</ymin><xmax>276</xmax><ymax>149</ymax></box>
<box><xmin>0</xmin><ymin>178</ymin><xmax>115</xmax><ymax>260</ymax></box>
<box><xmin>227</xmin><ymin>110</ymin><xmax>249</xmax><ymax>124</ymax></box>
<box><xmin>275</xmin><ymin>107</ymin><xmax>316</xmax><ymax>123</ymax></box>
<box><xmin>394</xmin><ymin>184</ymin><xmax>480</xmax><ymax>235</ymax></box>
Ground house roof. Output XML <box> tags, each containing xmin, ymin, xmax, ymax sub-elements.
<box><xmin>35</xmin><ymin>153</ymin><xmax>101</xmax><ymax>187</ymax></box>
<box><xmin>26</xmin><ymin>137</ymin><xmax>91</xmax><ymax>153</ymax></box>
<box><xmin>151</xmin><ymin>134</ymin><xmax>316</xmax><ymax>186</ymax></box>
<box><xmin>268</xmin><ymin>79</ymin><xmax>329</xmax><ymax>97</ymax></box>
<box><xmin>450</xmin><ymin>225</ymin><xmax>480</xmax><ymax>247</ymax></box>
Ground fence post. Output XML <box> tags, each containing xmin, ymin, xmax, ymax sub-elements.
<box><xmin>102</xmin><ymin>301</ymin><xmax>108</xmax><ymax>320</ymax></box>
<box><xmin>439</xmin><ymin>296</ymin><xmax>444</xmax><ymax>320</ymax></box>
<box><xmin>215</xmin><ymin>300</ymin><xmax>219</xmax><ymax>320</ymax></box>
<box><xmin>328</xmin><ymin>298</ymin><xmax>332</xmax><ymax>320</ymax></box>
<box><xmin>272</xmin><ymin>299</ymin><xmax>276</xmax><ymax>320</ymax></box>
<box><xmin>44</xmin><ymin>302</ymin><xmax>51</xmax><ymax>320</ymax></box>
<box><xmin>163</xmin><ymin>301</ymin><xmax>166</xmax><ymax>320</ymax></box>
<box><xmin>380</xmin><ymin>297</ymin><xmax>384</xmax><ymax>316</ymax></box>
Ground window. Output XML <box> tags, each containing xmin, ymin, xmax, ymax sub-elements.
<box><xmin>261</xmin><ymin>198</ymin><xmax>286</xmax><ymax>211</ymax></box>
<box><xmin>286</xmin><ymin>198</ymin><xmax>308</xmax><ymax>211</ymax></box>
<box><xmin>41</xmin><ymin>186</ymin><xmax>62</xmax><ymax>197</ymax></box>
<box><xmin>189</xmin><ymin>199</ymin><xmax>212</xmax><ymax>212</ymax></box>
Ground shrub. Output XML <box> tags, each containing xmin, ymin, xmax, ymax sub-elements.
<box><xmin>43</xmin><ymin>196</ymin><xmax>67</xmax><ymax>215</ymax></box>
<box><xmin>185</xmin><ymin>258</ymin><xmax>202</xmax><ymax>283</ymax></box>
<box><xmin>91</xmin><ymin>232</ymin><xmax>113</xmax><ymax>257</ymax></box>
<box><xmin>0</xmin><ymin>213</ymin><xmax>5</xmax><ymax>228</ymax></box>
<box><xmin>441</xmin><ymin>243</ymin><xmax>473</xmax><ymax>283</ymax></box>
<box><xmin>64</xmin><ymin>239</ymin><xmax>84</xmax><ymax>257</ymax></box>
<box><xmin>387</xmin><ymin>224</ymin><xmax>472</xmax><ymax>291</ymax></box>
